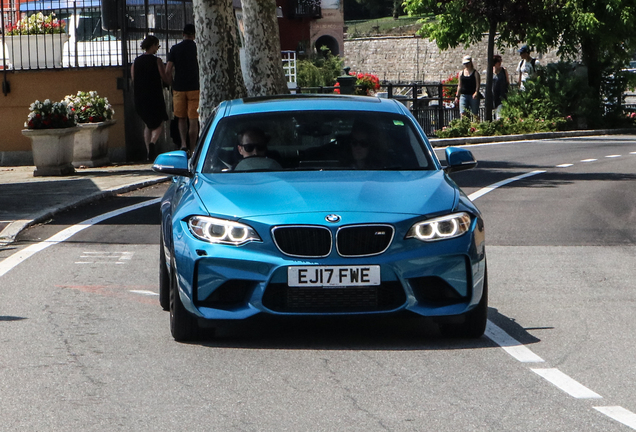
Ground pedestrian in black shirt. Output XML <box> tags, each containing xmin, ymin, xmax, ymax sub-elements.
<box><xmin>131</xmin><ymin>35</ymin><xmax>171</xmax><ymax>161</ymax></box>
<box><xmin>492</xmin><ymin>54</ymin><xmax>509</xmax><ymax>120</ymax></box>
<box><xmin>166</xmin><ymin>24</ymin><xmax>199</xmax><ymax>154</ymax></box>
<box><xmin>454</xmin><ymin>55</ymin><xmax>481</xmax><ymax>119</ymax></box>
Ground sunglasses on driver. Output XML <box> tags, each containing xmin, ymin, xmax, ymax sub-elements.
<box><xmin>239</xmin><ymin>143</ymin><xmax>267</xmax><ymax>153</ymax></box>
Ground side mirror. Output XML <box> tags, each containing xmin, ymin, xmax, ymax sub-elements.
<box><xmin>444</xmin><ymin>147</ymin><xmax>477</xmax><ymax>173</ymax></box>
<box><xmin>152</xmin><ymin>151</ymin><xmax>193</xmax><ymax>177</ymax></box>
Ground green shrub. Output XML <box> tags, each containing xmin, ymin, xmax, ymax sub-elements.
<box><xmin>435</xmin><ymin>114</ymin><xmax>566</xmax><ymax>138</ymax></box>
<box><xmin>500</xmin><ymin>62</ymin><xmax>596</xmax><ymax>126</ymax></box>
<box><xmin>297</xmin><ymin>48</ymin><xmax>343</xmax><ymax>89</ymax></box>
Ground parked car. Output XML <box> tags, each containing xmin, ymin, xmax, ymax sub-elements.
<box><xmin>153</xmin><ymin>94</ymin><xmax>487</xmax><ymax>341</ymax></box>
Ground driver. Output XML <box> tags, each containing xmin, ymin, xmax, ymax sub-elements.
<box><xmin>237</xmin><ymin>127</ymin><xmax>269</xmax><ymax>158</ymax></box>
<box><xmin>234</xmin><ymin>127</ymin><xmax>282</xmax><ymax>171</ymax></box>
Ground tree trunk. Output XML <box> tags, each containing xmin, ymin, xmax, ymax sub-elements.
<box><xmin>484</xmin><ymin>18</ymin><xmax>496</xmax><ymax>122</ymax></box>
<box><xmin>581</xmin><ymin>38</ymin><xmax>602</xmax><ymax>98</ymax></box>
<box><xmin>193</xmin><ymin>0</ymin><xmax>247</xmax><ymax>125</ymax></box>
<box><xmin>241</xmin><ymin>0</ymin><xmax>289</xmax><ymax>96</ymax></box>
<box><xmin>393</xmin><ymin>0</ymin><xmax>401</xmax><ymax>19</ymax></box>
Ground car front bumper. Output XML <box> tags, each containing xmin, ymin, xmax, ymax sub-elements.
<box><xmin>171</xmin><ymin>216</ymin><xmax>486</xmax><ymax>321</ymax></box>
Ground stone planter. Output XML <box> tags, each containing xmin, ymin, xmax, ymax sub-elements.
<box><xmin>5</xmin><ymin>34</ymin><xmax>69</xmax><ymax>69</ymax></box>
<box><xmin>22</xmin><ymin>127</ymin><xmax>79</xmax><ymax>176</ymax></box>
<box><xmin>73</xmin><ymin>119</ymin><xmax>116</xmax><ymax>167</ymax></box>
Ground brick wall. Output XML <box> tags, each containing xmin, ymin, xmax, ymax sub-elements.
<box><xmin>343</xmin><ymin>36</ymin><xmax>560</xmax><ymax>84</ymax></box>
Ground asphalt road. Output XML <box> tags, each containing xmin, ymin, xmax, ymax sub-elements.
<box><xmin>0</xmin><ymin>136</ymin><xmax>635</xmax><ymax>431</ymax></box>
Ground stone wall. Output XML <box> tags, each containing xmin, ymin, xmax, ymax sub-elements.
<box><xmin>343</xmin><ymin>36</ymin><xmax>561</xmax><ymax>84</ymax></box>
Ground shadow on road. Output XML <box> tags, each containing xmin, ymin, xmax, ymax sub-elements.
<box><xmin>184</xmin><ymin>308</ymin><xmax>542</xmax><ymax>352</ymax></box>
<box><xmin>451</xmin><ymin>163</ymin><xmax>636</xmax><ymax>190</ymax></box>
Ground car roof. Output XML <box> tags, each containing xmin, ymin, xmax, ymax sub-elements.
<box><xmin>221</xmin><ymin>94</ymin><xmax>407</xmax><ymax>116</ymax></box>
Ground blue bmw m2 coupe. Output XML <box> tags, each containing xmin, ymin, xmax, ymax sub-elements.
<box><xmin>153</xmin><ymin>95</ymin><xmax>486</xmax><ymax>341</ymax></box>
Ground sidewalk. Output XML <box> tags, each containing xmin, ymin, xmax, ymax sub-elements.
<box><xmin>428</xmin><ymin>127</ymin><xmax>636</xmax><ymax>147</ymax></box>
<box><xmin>0</xmin><ymin>163</ymin><xmax>169</xmax><ymax>246</ymax></box>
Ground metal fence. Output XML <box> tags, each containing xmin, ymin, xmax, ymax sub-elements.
<box><xmin>1</xmin><ymin>0</ymin><xmax>193</xmax><ymax>70</ymax></box>
<box><xmin>295</xmin><ymin>82</ymin><xmax>473</xmax><ymax>136</ymax></box>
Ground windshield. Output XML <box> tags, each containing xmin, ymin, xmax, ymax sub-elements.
<box><xmin>201</xmin><ymin>111</ymin><xmax>434</xmax><ymax>173</ymax></box>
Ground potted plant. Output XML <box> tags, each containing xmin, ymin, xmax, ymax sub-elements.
<box><xmin>4</xmin><ymin>12</ymin><xmax>68</xmax><ymax>69</ymax></box>
<box><xmin>350</xmin><ymin>71</ymin><xmax>381</xmax><ymax>96</ymax></box>
<box><xmin>22</xmin><ymin>99</ymin><xmax>79</xmax><ymax>176</ymax></box>
<box><xmin>64</xmin><ymin>91</ymin><xmax>116</xmax><ymax>167</ymax></box>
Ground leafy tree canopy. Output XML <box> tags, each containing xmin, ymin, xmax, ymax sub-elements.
<box><xmin>404</xmin><ymin>0</ymin><xmax>636</xmax><ymax>120</ymax></box>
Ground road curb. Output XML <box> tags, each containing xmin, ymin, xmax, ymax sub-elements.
<box><xmin>0</xmin><ymin>176</ymin><xmax>169</xmax><ymax>246</ymax></box>
<box><xmin>429</xmin><ymin>128</ymin><xmax>636</xmax><ymax>147</ymax></box>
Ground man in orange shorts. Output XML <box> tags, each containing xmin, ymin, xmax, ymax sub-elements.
<box><xmin>166</xmin><ymin>24</ymin><xmax>199</xmax><ymax>153</ymax></box>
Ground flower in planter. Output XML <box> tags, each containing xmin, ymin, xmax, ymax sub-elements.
<box><xmin>25</xmin><ymin>99</ymin><xmax>76</xmax><ymax>129</ymax></box>
<box><xmin>441</xmin><ymin>74</ymin><xmax>459</xmax><ymax>101</ymax></box>
<box><xmin>349</xmin><ymin>71</ymin><xmax>380</xmax><ymax>96</ymax></box>
<box><xmin>63</xmin><ymin>91</ymin><xmax>115</xmax><ymax>123</ymax></box>
<box><xmin>5</xmin><ymin>12</ymin><xmax>66</xmax><ymax>35</ymax></box>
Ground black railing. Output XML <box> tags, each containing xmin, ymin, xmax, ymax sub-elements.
<box><xmin>0</xmin><ymin>0</ymin><xmax>193</xmax><ymax>70</ymax></box>
<box><xmin>295</xmin><ymin>82</ymin><xmax>476</xmax><ymax>136</ymax></box>
<box><xmin>288</xmin><ymin>0</ymin><xmax>321</xmax><ymax>19</ymax></box>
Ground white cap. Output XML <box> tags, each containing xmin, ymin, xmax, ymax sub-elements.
<box><xmin>462</xmin><ymin>55</ymin><xmax>473</xmax><ymax>64</ymax></box>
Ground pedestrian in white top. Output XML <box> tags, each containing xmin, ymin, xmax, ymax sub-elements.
<box><xmin>516</xmin><ymin>45</ymin><xmax>539</xmax><ymax>90</ymax></box>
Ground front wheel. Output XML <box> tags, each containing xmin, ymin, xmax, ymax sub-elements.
<box><xmin>159</xmin><ymin>231</ymin><xmax>170</xmax><ymax>311</ymax></box>
<box><xmin>439</xmin><ymin>271</ymin><xmax>488</xmax><ymax>339</ymax></box>
<box><xmin>169</xmin><ymin>260</ymin><xmax>199</xmax><ymax>342</ymax></box>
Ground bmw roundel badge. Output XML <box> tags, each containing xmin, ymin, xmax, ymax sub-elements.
<box><xmin>325</xmin><ymin>214</ymin><xmax>341</xmax><ymax>223</ymax></box>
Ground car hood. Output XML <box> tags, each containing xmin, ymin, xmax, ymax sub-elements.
<box><xmin>193</xmin><ymin>170</ymin><xmax>458</xmax><ymax>219</ymax></box>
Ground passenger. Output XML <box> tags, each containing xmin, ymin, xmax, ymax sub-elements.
<box><xmin>348</xmin><ymin>121</ymin><xmax>384</xmax><ymax>169</ymax></box>
<box><xmin>234</xmin><ymin>128</ymin><xmax>282</xmax><ymax>171</ymax></box>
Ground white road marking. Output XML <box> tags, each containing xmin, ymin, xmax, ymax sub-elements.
<box><xmin>130</xmin><ymin>290</ymin><xmax>159</xmax><ymax>296</ymax></box>
<box><xmin>581</xmin><ymin>158</ymin><xmax>597</xmax><ymax>162</ymax></box>
<box><xmin>594</xmin><ymin>406</ymin><xmax>636</xmax><ymax>430</ymax></box>
<box><xmin>605</xmin><ymin>154</ymin><xmax>621</xmax><ymax>158</ymax></box>
<box><xmin>468</xmin><ymin>170</ymin><xmax>546</xmax><ymax>201</ymax></box>
<box><xmin>631</xmin><ymin>152</ymin><xmax>636</xmax><ymax>155</ymax></box>
<box><xmin>556</xmin><ymin>163</ymin><xmax>573</xmax><ymax>167</ymax></box>
<box><xmin>76</xmin><ymin>251</ymin><xmax>135</xmax><ymax>264</ymax></box>
<box><xmin>485</xmin><ymin>321</ymin><xmax>545</xmax><ymax>362</ymax></box>
<box><xmin>0</xmin><ymin>198</ymin><xmax>160</xmax><ymax>279</ymax></box>
<box><xmin>531</xmin><ymin>368</ymin><xmax>602</xmax><ymax>399</ymax></box>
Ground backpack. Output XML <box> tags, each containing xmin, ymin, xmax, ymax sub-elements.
<box><xmin>518</xmin><ymin>58</ymin><xmax>537</xmax><ymax>73</ymax></box>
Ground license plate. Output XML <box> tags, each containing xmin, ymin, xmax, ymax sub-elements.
<box><xmin>288</xmin><ymin>266</ymin><xmax>381</xmax><ymax>287</ymax></box>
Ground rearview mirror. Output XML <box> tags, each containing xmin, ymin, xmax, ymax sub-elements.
<box><xmin>152</xmin><ymin>151</ymin><xmax>192</xmax><ymax>177</ymax></box>
<box><xmin>444</xmin><ymin>147</ymin><xmax>477</xmax><ymax>173</ymax></box>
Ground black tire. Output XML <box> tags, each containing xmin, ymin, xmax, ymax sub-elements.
<box><xmin>169</xmin><ymin>260</ymin><xmax>199</xmax><ymax>342</ymax></box>
<box><xmin>440</xmin><ymin>270</ymin><xmax>488</xmax><ymax>339</ymax></box>
<box><xmin>159</xmin><ymin>231</ymin><xmax>170</xmax><ymax>311</ymax></box>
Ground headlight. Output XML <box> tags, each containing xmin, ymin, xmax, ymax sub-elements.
<box><xmin>406</xmin><ymin>212</ymin><xmax>471</xmax><ymax>242</ymax></box>
<box><xmin>188</xmin><ymin>216</ymin><xmax>261</xmax><ymax>245</ymax></box>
